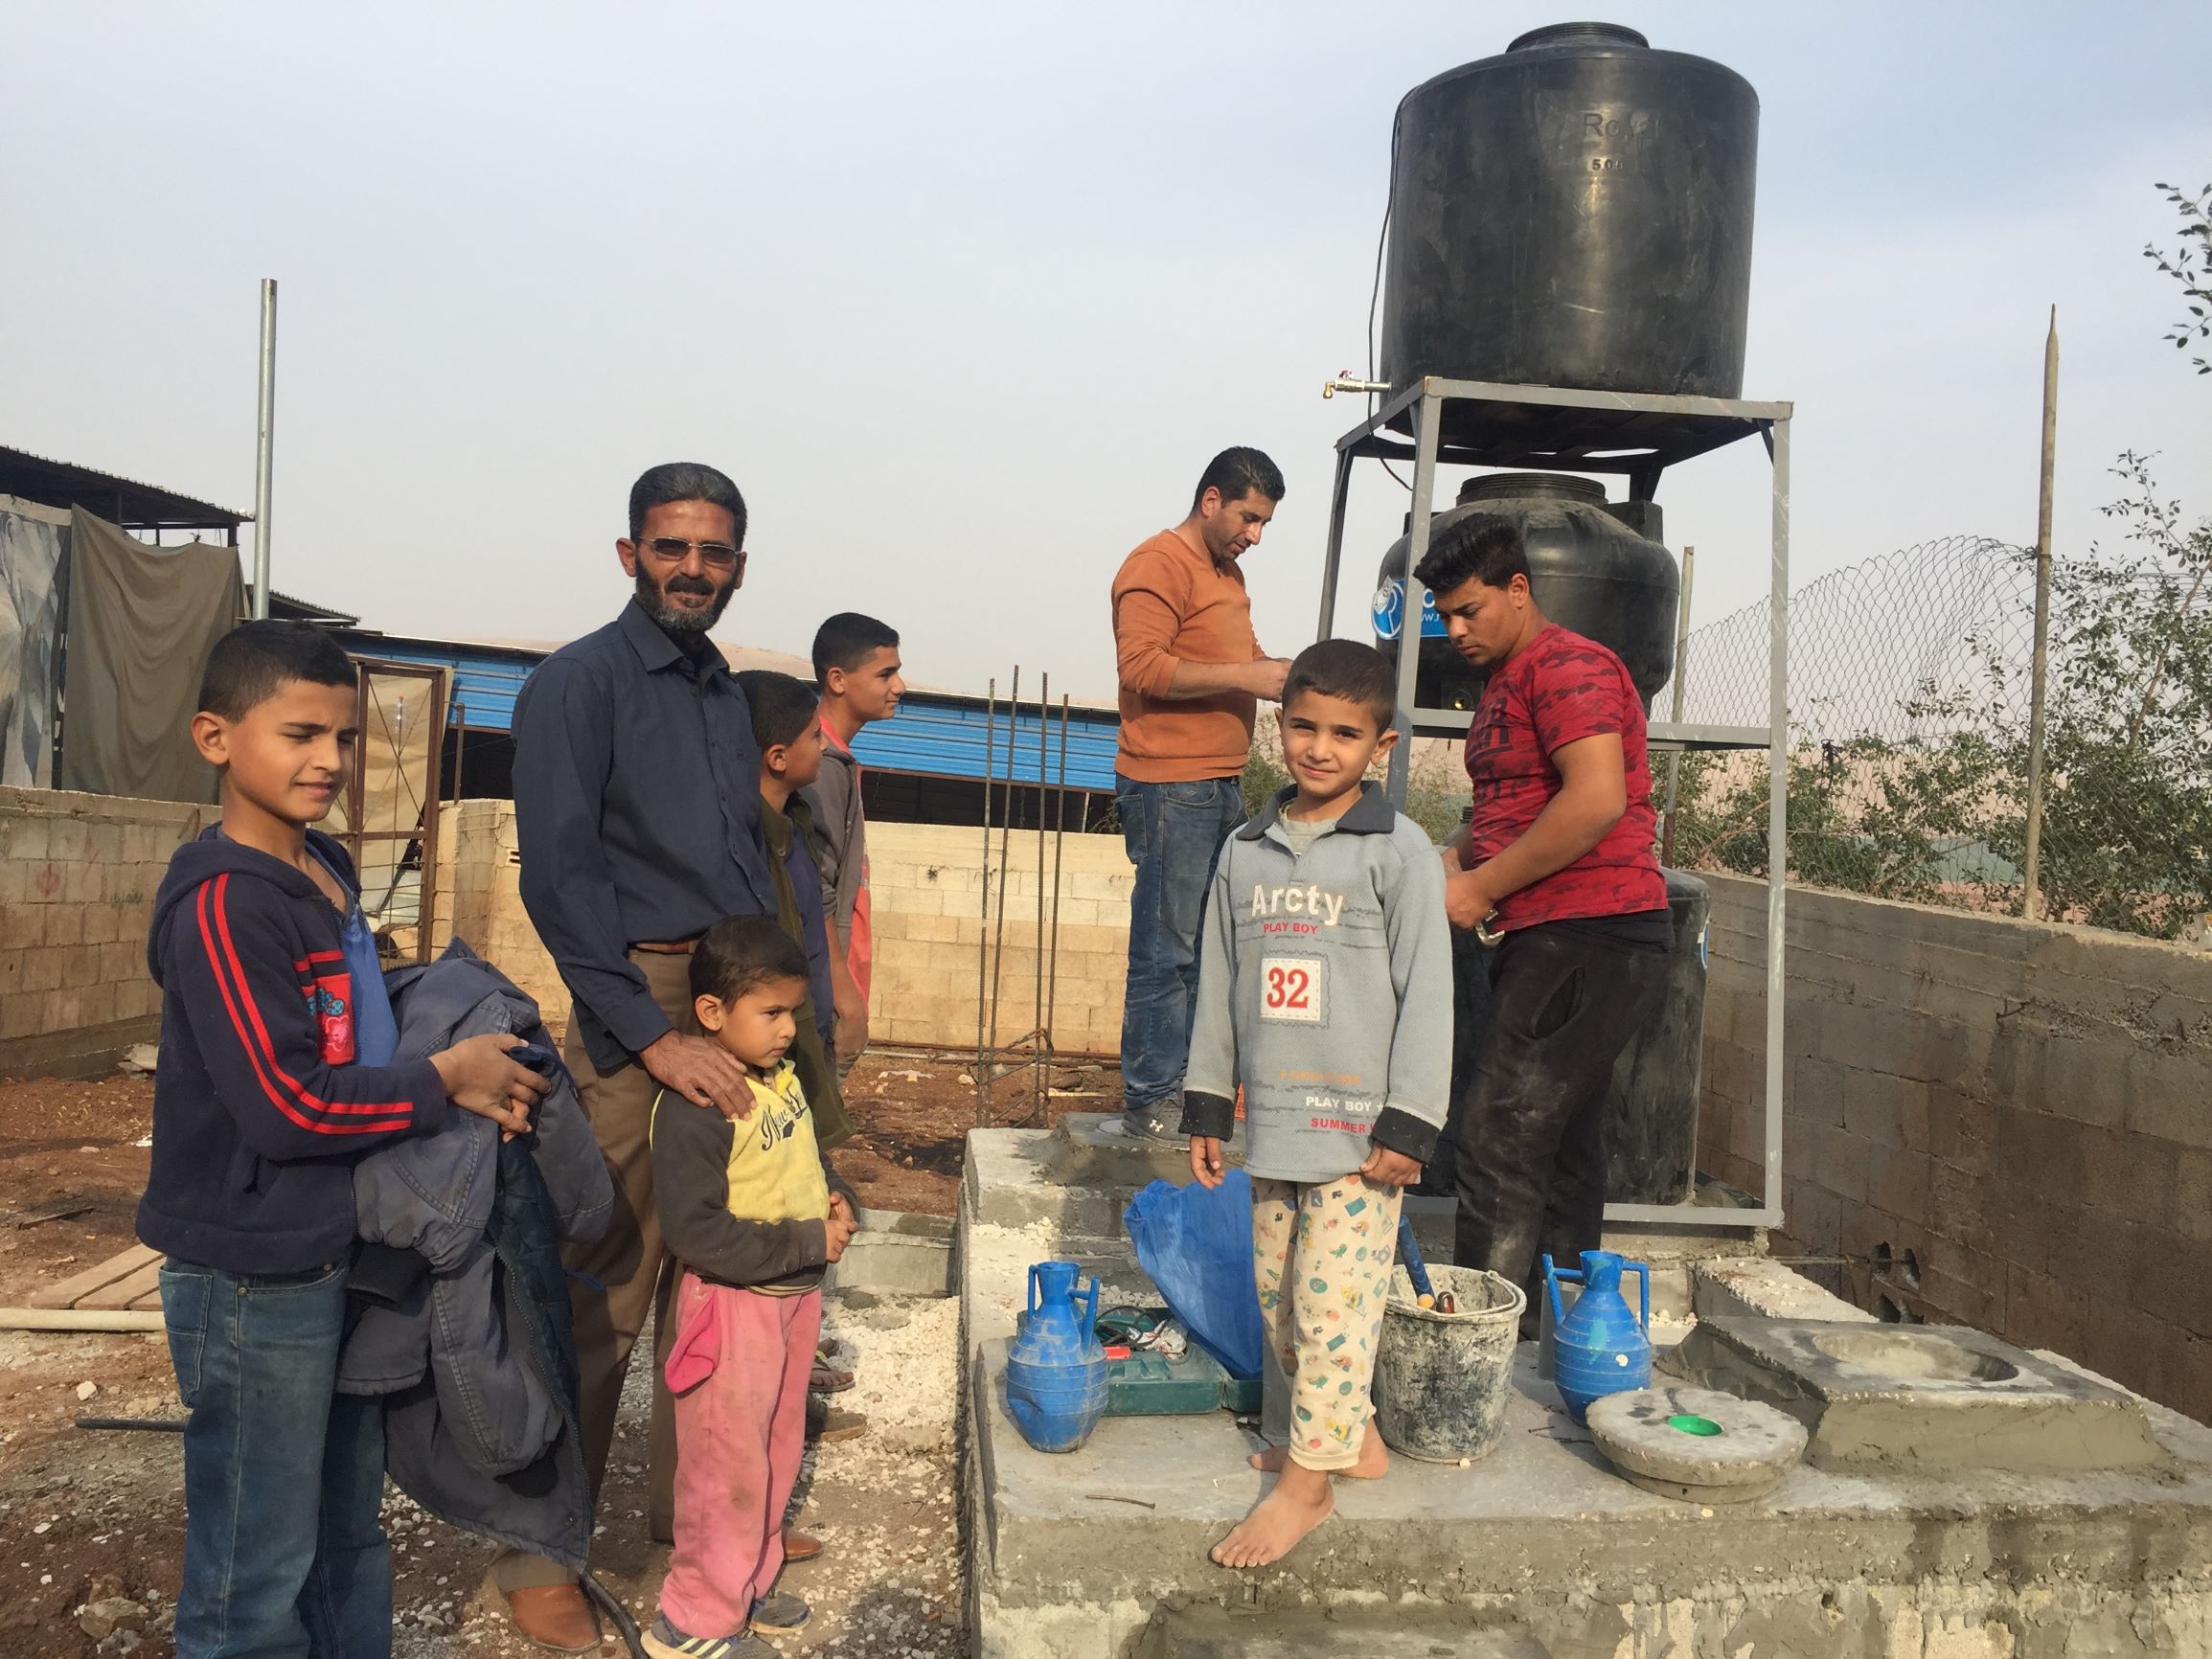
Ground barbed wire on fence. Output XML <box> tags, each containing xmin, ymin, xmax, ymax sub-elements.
<box><xmin>1659</xmin><ymin>534</ymin><xmax>2212</xmax><ymax>942</ymax></box>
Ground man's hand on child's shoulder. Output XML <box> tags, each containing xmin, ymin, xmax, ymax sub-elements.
<box><xmin>1357</xmin><ymin>1144</ymin><xmax>1422</xmax><ymax>1190</ymax></box>
<box><xmin>641</xmin><ymin>1030</ymin><xmax>756</xmax><ymax>1119</ymax></box>
<box><xmin>429</xmin><ymin>1034</ymin><xmax>550</xmax><ymax>1138</ymax></box>
<box><xmin>1189</xmin><ymin>1136</ymin><xmax>1225</xmax><ymax>1191</ymax></box>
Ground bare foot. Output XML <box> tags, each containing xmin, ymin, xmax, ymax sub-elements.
<box><xmin>1210</xmin><ymin>1463</ymin><xmax>1334</xmax><ymax>1569</ymax></box>
<box><xmin>1248</xmin><ymin>1432</ymin><xmax>1388</xmax><ymax>1480</ymax></box>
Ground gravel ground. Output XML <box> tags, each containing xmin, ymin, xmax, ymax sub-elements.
<box><xmin>0</xmin><ymin>1066</ymin><xmax>974</xmax><ymax>1657</ymax></box>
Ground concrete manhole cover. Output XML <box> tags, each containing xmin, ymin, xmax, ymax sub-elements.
<box><xmin>1585</xmin><ymin>1384</ymin><xmax>1807</xmax><ymax>1505</ymax></box>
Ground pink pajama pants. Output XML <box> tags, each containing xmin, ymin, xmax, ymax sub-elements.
<box><xmin>658</xmin><ymin>1272</ymin><xmax>822</xmax><ymax>1638</ymax></box>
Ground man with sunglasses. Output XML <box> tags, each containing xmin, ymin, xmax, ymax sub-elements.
<box><xmin>500</xmin><ymin>463</ymin><xmax>785</xmax><ymax>1648</ymax></box>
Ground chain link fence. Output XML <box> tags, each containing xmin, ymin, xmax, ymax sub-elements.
<box><xmin>1659</xmin><ymin>534</ymin><xmax>2212</xmax><ymax>942</ymax></box>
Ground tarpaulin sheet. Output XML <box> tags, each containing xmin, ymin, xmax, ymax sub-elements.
<box><xmin>0</xmin><ymin>505</ymin><xmax>66</xmax><ymax>787</ymax></box>
<box><xmin>57</xmin><ymin>507</ymin><xmax>241</xmax><ymax>804</ymax></box>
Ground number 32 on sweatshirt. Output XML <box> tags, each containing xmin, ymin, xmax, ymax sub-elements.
<box><xmin>1260</xmin><ymin>955</ymin><xmax>1326</xmax><ymax>1024</ymax></box>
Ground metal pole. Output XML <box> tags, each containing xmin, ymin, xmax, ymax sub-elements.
<box><xmin>988</xmin><ymin>668</ymin><xmax>1020</xmax><ymax>1102</ymax></box>
<box><xmin>1386</xmin><ymin>382</ymin><xmax>1442</xmax><ymax>804</ymax></box>
<box><xmin>1034</xmin><ymin>672</ymin><xmax>1049</xmax><ymax>1123</ymax></box>
<box><xmin>974</xmin><ymin>679</ymin><xmax>996</xmax><ymax>1128</ymax></box>
<box><xmin>1659</xmin><ymin>545</ymin><xmax>1697</xmax><ymax>866</ymax></box>
<box><xmin>1314</xmin><ymin>446</ymin><xmax>1356</xmax><ymax>642</ymax></box>
<box><xmin>251</xmin><ymin>279</ymin><xmax>277</xmax><ymax>620</ymax></box>
<box><xmin>418</xmin><ymin>670</ymin><xmax>447</xmax><ymax>964</ymax></box>
<box><xmin>1763</xmin><ymin>419</ymin><xmax>1791</xmax><ymax>1224</ymax></box>
<box><xmin>2020</xmin><ymin>307</ymin><xmax>2060</xmax><ymax>921</ymax></box>
<box><xmin>1046</xmin><ymin>693</ymin><xmax>1069</xmax><ymax>1073</ymax></box>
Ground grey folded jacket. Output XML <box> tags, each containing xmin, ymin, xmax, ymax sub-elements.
<box><xmin>337</xmin><ymin>941</ymin><xmax>612</xmax><ymax>1480</ymax></box>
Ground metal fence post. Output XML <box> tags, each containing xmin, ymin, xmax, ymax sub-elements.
<box><xmin>2021</xmin><ymin>308</ymin><xmax>2060</xmax><ymax>920</ymax></box>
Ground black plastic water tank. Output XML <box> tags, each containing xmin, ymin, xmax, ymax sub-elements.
<box><xmin>1380</xmin><ymin>22</ymin><xmax>1759</xmax><ymax>399</ymax></box>
<box><xmin>1373</xmin><ymin>472</ymin><xmax>1678</xmax><ymax>724</ymax></box>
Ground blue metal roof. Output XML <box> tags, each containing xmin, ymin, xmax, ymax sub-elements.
<box><xmin>334</xmin><ymin>634</ymin><xmax>539</xmax><ymax>735</ymax></box>
<box><xmin>851</xmin><ymin>693</ymin><xmax>1120</xmax><ymax>792</ymax></box>
<box><xmin>331</xmin><ymin>630</ymin><xmax>1123</xmax><ymax>790</ymax></box>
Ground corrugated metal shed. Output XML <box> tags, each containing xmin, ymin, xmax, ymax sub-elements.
<box><xmin>851</xmin><ymin>692</ymin><xmax>1117</xmax><ymax>791</ymax></box>
<box><xmin>330</xmin><ymin>628</ymin><xmax>1121</xmax><ymax>791</ymax></box>
<box><xmin>332</xmin><ymin>633</ymin><xmax>539</xmax><ymax>734</ymax></box>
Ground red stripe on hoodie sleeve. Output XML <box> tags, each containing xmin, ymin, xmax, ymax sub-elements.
<box><xmin>198</xmin><ymin>875</ymin><xmax>418</xmax><ymax>1133</ymax></box>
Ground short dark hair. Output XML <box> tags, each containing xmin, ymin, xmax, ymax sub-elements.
<box><xmin>811</xmin><ymin>612</ymin><xmax>900</xmax><ymax>682</ymax></box>
<box><xmin>197</xmin><ymin>620</ymin><xmax>356</xmax><ymax>721</ymax></box>
<box><xmin>690</xmin><ymin>914</ymin><xmax>810</xmax><ymax>1006</ymax></box>
<box><xmin>628</xmin><ymin>462</ymin><xmax>747</xmax><ymax>545</ymax></box>
<box><xmin>1414</xmin><ymin>514</ymin><xmax>1530</xmax><ymax>598</ymax></box>
<box><xmin>736</xmin><ymin>670</ymin><xmax>819</xmax><ymax>752</ymax></box>
<box><xmin>1283</xmin><ymin>638</ymin><xmax>1397</xmax><ymax>730</ymax></box>
<box><xmin>1192</xmin><ymin>446</ymin><xmax>1286</xmax><ymax>514</ymax></box>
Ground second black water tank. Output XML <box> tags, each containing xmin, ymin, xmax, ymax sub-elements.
<box><xmin>1380</xmin><ymin>22</ymin><xmax>1759</xmax><ymax>400</ymax></box>
<box><xmin>1374</xmin><ymin>472</ymin><xmax>1679</xmax><ymax>721</ymax></box>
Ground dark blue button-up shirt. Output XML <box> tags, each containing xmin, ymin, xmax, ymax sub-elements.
<box><xmin>512</xmin><ymin>601</ymin><xmax>775</xmax><ymax>1073</ymax></box>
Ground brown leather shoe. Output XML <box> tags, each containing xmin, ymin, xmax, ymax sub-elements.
<box><xmin>783</xmin><ymin>1525</ymin><xmax>825</xmax><ymax>1562</ymax></box>
<box><xmin>501</xmin><ymin>1581</ymin><xmax>601</xmax><ymax>1653</ymax></box>
<box><xmin>805</xmin><ymin>1400</ymin><xmax>869</xmax><ymax>1443</ymax></box>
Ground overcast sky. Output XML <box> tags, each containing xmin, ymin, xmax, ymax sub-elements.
<box><xmin>5</xmin><ymin>3</ymin><xmax>2207</xmax><ymax>703</ymax></box>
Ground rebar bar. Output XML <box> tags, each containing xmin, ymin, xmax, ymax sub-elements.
<box><xmin>1046</xmin><ymin>692</ymin><xmax>1070</xmax><ymax>1096</ymax></box>
<box><xmin>1034</xmin><ymin>672</ymin><xmax>1049</xmax><ymax>1125</ymax></box>
<box><xmin>974</xmin><ymin>679</ymin><xmax>995</xmax><ymax>1129</ymax></box>
<box><xmin>986</xmin><ymin>668</ymin><xmax>1020</xmax><ymax>1115</ymax></box>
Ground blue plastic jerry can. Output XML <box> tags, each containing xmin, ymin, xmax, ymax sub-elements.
<box><xmin>1542</xmin><ymin>1250</ymin><xmax>1652</xmax><ymax>1424</ymax></box>
<box><xmin>1004</xmin><ymin>1261</ymin><xmax>1110</xmax><ymax>1453</ymax></box>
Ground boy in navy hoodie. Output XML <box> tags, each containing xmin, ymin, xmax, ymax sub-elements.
<box><xmin>139</xmin><ymin>621</ymin><xmax>548</xmax><ymax>1659</ymax></box>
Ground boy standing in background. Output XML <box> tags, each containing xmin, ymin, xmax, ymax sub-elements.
<box><xmin>802</xmin><ymin>613</ymin><xmax>904</xmax><ymax>1077</ymax></box>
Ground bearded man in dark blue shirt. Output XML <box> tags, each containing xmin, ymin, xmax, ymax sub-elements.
<box><xmin>494</xmin><ymin>462</ymin><xmax>786</xmax><ymax>1645</ymax></box>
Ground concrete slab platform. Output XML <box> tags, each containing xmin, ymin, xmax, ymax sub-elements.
<box><xmin>959</xmin><ymin>1127</ymin><xmax>2212</xmax><ymax>1658</ymax></box>
<box><xmin>1663</xmin><ymin>1317</ymin><xmax>2170</xmax><ymax>1474</ymax></box>
<box><xmin>1131</xmin><ymin>1603</ymin><xmax>1552</xmax><ymax>1657</ymax></box>
<box><xmin>825</xmin><ymin>1207</ymin><xmax>955</xmax><ymax>1298</ymax></box>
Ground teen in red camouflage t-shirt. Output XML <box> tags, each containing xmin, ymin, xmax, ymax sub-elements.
<box><xmin>1415</xmin><ymin>511</ymin><xmax>1673</xmax><ymax>1325</ymax></box>
<box><xmin>1463</xmin><ymin>625</ymin><xmax>1668</xmax><ymax>929</ymax></box>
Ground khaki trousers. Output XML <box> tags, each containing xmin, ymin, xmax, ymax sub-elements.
<box><xmin>494</xmin><ymin>948</ymin><xmax>692</xmax><ymax>1591</ymax></box>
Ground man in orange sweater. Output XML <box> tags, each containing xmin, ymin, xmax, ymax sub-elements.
<box><xmin>1110</xmin><ymin>447</ymin><xmax>1292</xmax><ymax>1142</ymax></box>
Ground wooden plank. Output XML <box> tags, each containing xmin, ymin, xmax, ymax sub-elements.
<box><xmin>127</xmin><ymin>1284</ymin><xmax>166</xmax><ymax>1312</ymax></box>
<box><xmin>25</xmin><ymin>1244</ymin><xmax>161</xmax><ymax>1311</ymax></box>
<box><xmin>78</xmin><ymin>1259</ymin><xmax>168</xmax><ymax>1312</ymax></box>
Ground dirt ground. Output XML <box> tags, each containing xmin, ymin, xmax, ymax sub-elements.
<box><xmin>0</xmin><ymin>1049</ymin><xmax>1120</xmax><ymax>1658</ymax></box>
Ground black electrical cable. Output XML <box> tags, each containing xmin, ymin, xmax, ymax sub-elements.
<box><xmin>1369</xmin><ymin>102</ymin><xmax>1413</xmax><ymax>494</ymax></box>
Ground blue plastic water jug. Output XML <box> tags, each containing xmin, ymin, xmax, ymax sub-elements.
<box><xmin>1004</xmin><ymin>1261</ymin><xmax>1109</xmax><ymax>1454</ymax></box>
<box><xmin>1542</xmin><ymin>1250</ymin><xmax>1652</xmax><ymax>1424</ymax></box>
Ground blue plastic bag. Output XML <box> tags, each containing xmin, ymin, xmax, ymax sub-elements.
<box><xmin>1122</xmin><ymin>1170</ymin><xmax>1265</xmax><ymax>1380</ymax></box>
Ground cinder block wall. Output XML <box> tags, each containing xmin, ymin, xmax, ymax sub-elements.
<box><xmin>866</xmin><ymin>821</ymin><xmax>1132</xmax><ymax>1057</ymax></box>
<box><xmin>1696</xmin><ymin>873</ymin><xmax>2212</xmax><ymax>1421</ymax></box>
<box><xmin>0</xmin><ymin>785</ymin><xmax>207</xmax><ymax>1078</ymax></box>
<box><xmin>428</xmin><ymin>800</ymin><xmax>569</xmax><ymax>1035</ymax></box>
<box><xmin>435</xmin><ymin>808</ymin><xmax>1136</xmax><ymax>1058</ymax></box>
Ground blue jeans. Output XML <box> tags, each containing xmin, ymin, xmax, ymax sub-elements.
<box><xmin>1116</xmin><ymin>773</ymin><xmax>1247</xmax><ymax>1135</ymax></box>
<box><xmin>159</xmin><ymin>1258</ymin><xmax>392</xmax><ymax>1659</ymax></box>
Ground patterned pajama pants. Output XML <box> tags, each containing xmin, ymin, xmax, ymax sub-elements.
<box><xmin>1250</xmin><ymin>1172</ymin><xmax>1403</xmax><ymax>1472</ymax></box>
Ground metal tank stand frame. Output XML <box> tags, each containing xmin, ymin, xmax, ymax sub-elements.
<box><xmin>1312</xmin><ymin>375</ymin><xmax>1791</xmax><ymax>1232</ymax></box>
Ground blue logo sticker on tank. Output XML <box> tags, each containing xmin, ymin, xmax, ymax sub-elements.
<box><xmin>1371</xmin><ymin>580</ymin><xmax>1447</xmax><ymax>642</ymax></box>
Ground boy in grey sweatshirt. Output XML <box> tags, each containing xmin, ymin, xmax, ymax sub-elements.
<box><xmin>1181</xmin><ymin>639</ymin><xmax>1451</xmax><ymax>1570</ymax></box>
